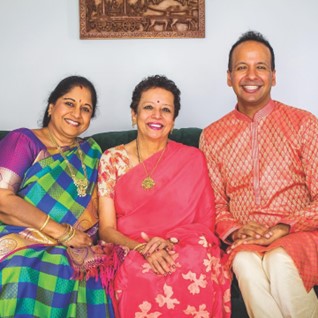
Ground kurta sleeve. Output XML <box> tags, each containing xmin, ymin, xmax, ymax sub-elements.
<box><xmin>199</xmin><ymin>130</ymin><xmax>241</xmax><ymax>242</ymax></box>
<box><xmin>280</xmin><ymin>114</ymin><xmax>318</xmax><ymax>232</ymax></box>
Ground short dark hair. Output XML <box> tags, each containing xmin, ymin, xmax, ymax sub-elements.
<box><xmin>130</xmin><ymin>75</ymin><xmax>181</xmax><ymax>119</ymax></box>
<box><xmin>228</xmin><ymin>30</ymin><xmax>275</xmax><ymax>72</ymax></box>
<box><xmin>42</xmin><ymin>75</ymin><xmax>98</xmax><ymax>127</ymax></box>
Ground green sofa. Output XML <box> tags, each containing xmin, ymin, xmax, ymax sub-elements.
<box><xmin>0</xmin><ymin>128</ymin><xmax>248</xmax><ymax>317</ymax></box>
<box><xmin>0</xmin><ymin>128</ymin><xmax>202</xmax><ymax>149</ymax></box>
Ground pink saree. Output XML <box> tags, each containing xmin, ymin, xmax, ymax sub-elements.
<box><xmin>99</xmin><ymin>141</ymin><xmax>231</xmax><ymax>317</ymax></box>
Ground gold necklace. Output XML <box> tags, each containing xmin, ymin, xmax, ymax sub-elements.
<box><xmin>47</xmin><ymin>129</ymin><xmax>88</xmax><ymax>197</ymax></box>
<box><xmin>136</xmin><ymin>139</ymin><xmax>166</xmax><ymax>190</ymax></box>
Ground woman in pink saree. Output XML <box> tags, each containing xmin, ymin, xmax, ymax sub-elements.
<box><xmin>98</xmin><ymin>75</ymin><xmax>231</xmax><ymax>317</ymax></box>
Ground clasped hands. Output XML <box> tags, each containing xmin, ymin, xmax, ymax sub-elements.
<box><xmin>135</xmin><ymin>232</ymin><xmax>177</xmax><ymax>276</ymax></box>
<box><xmin>228</xmin><ymin>221</ymin><xmax>290</xmax><ymax>253</ymax></box>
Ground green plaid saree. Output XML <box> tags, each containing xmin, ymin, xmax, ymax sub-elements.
<box><xmin>0</xmin><ymin>132</ymin><xmax>115</xmax><ymax>318</ymax></box>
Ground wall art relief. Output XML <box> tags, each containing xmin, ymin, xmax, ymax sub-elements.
<box><xmin>80</xmin><ymin>0</ymin><xmax>205</xmax><ymax>39</ymax></box>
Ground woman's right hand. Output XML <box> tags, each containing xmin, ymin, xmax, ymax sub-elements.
<box><xmin>57</xmin><ymin>225</ymin><xmax>93</xmax><ymax>248</ymax></box>
<box><xmin>139</xmin><ymin>232</ymin><xmax>176</xmax><ymax>275</ymax></box>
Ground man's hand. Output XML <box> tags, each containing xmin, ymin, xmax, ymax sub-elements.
<box><xmin>228</xmin><ymin>223</ymin><xmax>290</xmax><ymax>253</ymax></box>
<box><xmin>231</xmin><ymin>221</ymin><xmax>272</xmax><ymax>241</ymax></box>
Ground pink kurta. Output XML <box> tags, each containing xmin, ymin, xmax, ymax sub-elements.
<box><xmin>98</xmin><ymin>141</ymin><xmax>231</xmax><ymax>317</ymax></box>
<box><xmin>200</xmin><ymin>100</ymin><xmax>318</xmax><ymax>291</ymax></box>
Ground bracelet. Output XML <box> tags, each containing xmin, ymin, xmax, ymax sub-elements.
<box><xmin>39</xmin><ymin>215</ymin><xmax>50</xmax><ymax>231</ymax></box>
<box><xmin>56</xmin><ymin>223</ymin><xmax>70</xmax><ymax>242</ymax></box>
<box><xmin>133</xmin><ymin>243</ymin><xmax>146</xmax><ymax>251</ymax></box>
<box><xmin>57</xmin><ymin>224</ymin><xmax>76</xmax><ymax>244</ymax></box>
<box><xmin>61</xmin><ymin>226</ymin><xmax>76</xmax><ymax>244</ymax></box>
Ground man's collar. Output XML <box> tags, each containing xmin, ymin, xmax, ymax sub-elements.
<box><xmin>234</xmin><ymin>100</ymin><xmax>276</xmax><ymax>122</ymax></box>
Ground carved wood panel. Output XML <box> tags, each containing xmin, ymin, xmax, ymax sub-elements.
<box><xmin>80</xmin><ymin>0</ymin><xmax>205</xmax><ymax>39</ymax></box>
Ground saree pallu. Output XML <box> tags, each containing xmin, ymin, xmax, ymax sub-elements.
<box><xmin>0</xmin><ymin>130</ymin><xmax>115</xmax><ymax>318</ymax></box>
<box><xmin>112</xmin><ymin>141</ymin><xmax>231</xmax><ymax>317</ymax></box>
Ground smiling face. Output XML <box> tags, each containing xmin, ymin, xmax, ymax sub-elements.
<box><xmin>227</xmin><ymin>40</ymin><xmax>276</xmax><ymax>117</ymax></box>
<box><xmin>132</xmin><ymin>87</ymin><xmax>175</xmax><ymax>144</ymax></box>
<box><xmin>48</xmin><ymin>86</ymin><xmax>93</xmax><ymax>144</ymax></box>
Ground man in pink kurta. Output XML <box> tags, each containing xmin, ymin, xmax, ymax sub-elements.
<box><xmin>200</xmin><ymin>30</ymin><xmax>318</xmax><ymax>317</ymax></box>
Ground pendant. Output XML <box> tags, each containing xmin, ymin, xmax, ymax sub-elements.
<box><xmin>74</xmin><ymin>178</ymin><xmax>88</xmax><ymax>197</ymax></box>
<box><xmin>141</xmin><ymin>177</ymin><xmax>155</xmax><ymax>190</ymax></box>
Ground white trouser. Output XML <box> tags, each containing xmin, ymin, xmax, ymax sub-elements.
<box><xmin>232</xmin><ymin>248</ymin><xmax>318</xmax><ymax>318</ymax></box>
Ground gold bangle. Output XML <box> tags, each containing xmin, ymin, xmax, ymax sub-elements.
<box><xmin>39</xmin><ymin>215</ymin><xmax>50</xmax><ymax>231</ymax></box>
<box><xmin>61</xmin><ymin>226</ymin><xmax>76</xmax><ymax>244</ymax></box>
<box><xmin>133</xmin><ymin>243</ymin><xmax>146</xmax><ymax>251</ymax></box>
<box><xmin>57</xmin><ymin>224</ymin><xmax>72</xmax><ymax>243</ymax></box>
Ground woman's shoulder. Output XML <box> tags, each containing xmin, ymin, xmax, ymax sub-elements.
<box><xmin>100</xmin><ymin>145</ymin><xmax>128</xmax><ymax>165</ymax></box>
<box><xmin>98</xmin><ymin>145</ymin><xmax>129</xmax><ymax>180</ymax></box>
<box><xmin>1</xmin><ymin>127</ymin><xmax>45</xmax><ymax>151</ymax></box>
<box><xmin>6</xmin><ymin>127</ymin><xmax>37</xmax><ymax>140</ymax></box>
<box><xmin>102</xmin><ymin>144</ymin><xmax>126</xmax><ymax>156</ymax></box>
<box><xmin>0</xmin><ymin>128</ymin><xmax>46</xmax><ymax>176</ymax></box>
<box><xmin>81</xmin><ymin>136</ymin><xmax>102</xmax><ymax>157</ymax></box>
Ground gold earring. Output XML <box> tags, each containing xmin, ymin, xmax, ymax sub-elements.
<box><xmin>132</xmin><ymin>119</ymin><xmax>136</xmax><ymax>128</ymax></box>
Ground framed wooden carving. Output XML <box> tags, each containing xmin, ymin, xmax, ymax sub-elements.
<box><xmin>79</xmin><ymin>0</ymin><xmax>205</xmax><ymax>39</ymax></box>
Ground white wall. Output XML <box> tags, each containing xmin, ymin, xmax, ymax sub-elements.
<box><xmin>1</xmin><ymin>0</ymin><xmax>318</xmax><ymax>136</ymax></box>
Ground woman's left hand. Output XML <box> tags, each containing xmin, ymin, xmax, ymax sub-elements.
<box><xmin>144</xmin><ymin>248</ymin><xmax>176</xmax><ymax>275</ymax></box>
<box><xmin>138</xmin><ymin>232</ymin><xmax>176</xmax><ymax>275</ymax></box>
<box><xmin>140</xmin><ymin>232</ymin><xmax>174</xmax><ymax>256</ymax></box>
<box><xmin>62</xmin><ymin>228</ymin><xmax>93</xmax><ymax>248</ymax></box>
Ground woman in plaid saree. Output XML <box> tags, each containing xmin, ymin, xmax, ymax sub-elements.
<box><xmin>0</xmin><ymin>76</ymin><xmax>115</xmax><ymax>317</ymax></box>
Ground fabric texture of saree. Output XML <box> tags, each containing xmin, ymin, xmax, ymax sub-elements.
<box><xmin>98</xmin><ymin>140</ymin><xmax>231</xmax><ymax>317</ymax></box>
<box><xmin>0</xmin><ymin>128</ymin><xmax>116</xmax><ymax>318</ymax></box>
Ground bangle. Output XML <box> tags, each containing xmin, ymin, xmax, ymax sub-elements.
<box><xmin>57</xmin><ymin>224</ymin><xmax>76</xmax><ymax>244</ymax></box>
<box><xmin>39</xmin><ymin>215</ymin><xmax>50</xmax><ymax>231</ymax></box>
<box><xmin>133</xmin><ymin>243</ymin><xmax>146</xmax><ymax>251</ymax></box>
<box><xmin>56</xmin><ymin>223</ymin><xmax>69</xmax><ymax>241</ymax></box>
<box><xmin>61</xmin><ymin>226</ymin><xmax>76</xmax><ymax>244</ymax></box>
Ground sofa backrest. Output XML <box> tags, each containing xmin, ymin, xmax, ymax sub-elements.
<box><xmin>92</xmin><ymin>128</ymin><xmax>202</xmax><ymax>152</ymax></box>
<box><xmin>0</xmin><ymin>128</ymin><xmax>202</xmax><ymax>152</ymax></box>
<box><xmin>0</xmin><ymin>131</ymin><xmax>9</xmax><ymax>142</ymax></box>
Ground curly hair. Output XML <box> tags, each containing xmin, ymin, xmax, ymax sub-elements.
<box><xmin>130</xmin><ymin>75</ymin><xmax>181</xmax><ymax>119</ymax></box>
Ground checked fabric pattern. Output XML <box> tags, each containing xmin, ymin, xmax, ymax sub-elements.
<box><xmin>0</xmin><ymin>130</ymin><xmax>115</xmax><ymax>318</ymax></box>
